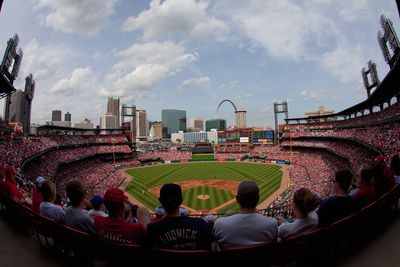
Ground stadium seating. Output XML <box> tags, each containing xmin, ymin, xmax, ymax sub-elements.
<box><xmin>0</xmin><ymin>185</ymin><xmax>398</xmax><ymax>266</ymax></box>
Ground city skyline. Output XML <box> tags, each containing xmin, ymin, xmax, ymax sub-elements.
<box><xmin>0</xmin><ymin>1</ymin><xmax>399</xmax><ymax>128</ymax></box>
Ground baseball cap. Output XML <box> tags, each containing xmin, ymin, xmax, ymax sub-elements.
<box><xmin>91</xmin><ymin>195</ymin><xmax>104</xmax><ymax>206</ymax></box>
<box><xmin>375</xmin><ymin>156</ymin><xmax>384</xmax><ymax>162</ymax></box>
<box><xmin>35</xmin><ymin>176</ymin><xmax>45</xmax><ymax>188</ymax></box>
<box><xmin>179</xmin><ymin>207</ymin><xmax>189</xmax><ymax>216</ymax></box>
<box><xmin>104</xmin><ymin>188</ymin><xmax>128</xmax><ymax>205</ymax></box>
<box><xmin>155</xmin><ymin>206</ymin><xmax>164</xmax><ymax>216</ymax></box>
<box><xmin>160</xmin><ymin>184</ymin><xmax>182</xmax><ymax>206</ymax></box>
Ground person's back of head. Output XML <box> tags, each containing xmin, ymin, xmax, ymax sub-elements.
<box><xmin>104</xmin><ymin>188</ymin><xmax>128</xmax><ymax>219</ymax></box>
<box><xmin>293</xmin><ymin>188</ymin><xmax>319</xmax><ymax>217</ymax></box>
<box><xmin>236</xmin><ymin>181</ymin><xmax>260</xmax><ymax>209</ymax></box>
<box><xmin>66</xmin><ymin>180</ymin><xmax>86</xmax><ymax>208</ymax></box>
<box><xmin>335</xmin><ymin>169</ymin><xmax>353</xmax><ymax>194</ymax></box>
<box><xmin>41</xmin><ymin>180</ymin><xmax>57</xmax><ymax>203</ymax></box>
<box><xmin>159</xmin><ymin>183</ymin><xmax>182</xmax><ymax>215</ymax></box>
<box><xmin>390</xmin><ymin>155</ymin><xmax>400</xmax><ymax>175</ymax></box>
<box><xmin>360</xmin><ymin>167</ymin><xmax>373</xmax><ymax>185</ymax></box>
<box><xmin>90</xmin><ymin>195</ymin><xmax>104</xmax><ymax>210</ymax></box>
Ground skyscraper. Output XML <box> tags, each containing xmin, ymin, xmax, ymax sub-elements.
<box><xmin>100</xmin><ymin>112</ymin><xmax>117</xmax><ymax>134</ymax></box>
<box><xmin>235</xmin><ymin>110</ymin><xmax>247</xmax><ymax>128</ymax></box>
<box><xmin>134</xmin><ymin>109</ymin><xmax>148</xmax><ymax>140</ymax></box>
<box><xmin>161</xmin><ymin>109</ymin><xmax>186</xmax><ymax>138</ymax></box>
<box><xmin>52</xmin><ymin>110</ymin><xmax>62</xmax><ymax>121</ymax></box>
<box><xmin>9</xmin><ymin>81</ymin><xmax>34</xmax><ymax>134</ymax></box>
<box><xmin>65</xmin><ymin>112</ymin><xmax>71</xmax><ymax>122</ymax></box>
<box><xmin>107</xmin><ymin>97</ymin><xmax>120</xmax><ymax>128</ymax></box>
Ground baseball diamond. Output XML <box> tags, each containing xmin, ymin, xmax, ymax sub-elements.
<box><xmin>124</xmin><ymin>162</ymin><xmax>282</xmax><ymax>213</ymax></box>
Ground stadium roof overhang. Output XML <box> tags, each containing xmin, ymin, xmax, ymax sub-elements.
<box><xmin>286</xmin><ymin>53</ymin><xmax>400</xmax><ymax>124</ymax></box>
<box><xmin>37</xmin><ymin>125</ymin><xmax>125</xmax><ymax>135</ymax></box>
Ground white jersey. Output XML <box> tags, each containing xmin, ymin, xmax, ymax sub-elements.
<box><xmin>212</xmin><ymin>213</ymin><xmax>278</xmax><ymax>249</ymax></box>
<box><xmin>278</xmin><ymin>211</ymin><xmax>319</xmax><ymax>240</ymax></box>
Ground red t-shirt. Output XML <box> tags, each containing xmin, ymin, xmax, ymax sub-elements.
<box><xmin>2</xmin><ymin>181</ymin><xmax>24</xmax><ymax>201</ymax></box>
<box><xmin>32</xmin><ymin>190</ymin><xmax>43</xmax><ymax>213</ymax></box>
<box><xmin>151</xmin><ymin>216</ymin><xmax>163</xmax><ymax>224</ymax></box>
<box><xmin>94</xmin><ymin>216</ymin><xmax>146</xmax><ymax>245</ymax></box>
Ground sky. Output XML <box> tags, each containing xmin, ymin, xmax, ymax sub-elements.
<box><xmin>0</xmin><ymin>0</ymin><xmax>399</xmax><ymax>128</ymax></box>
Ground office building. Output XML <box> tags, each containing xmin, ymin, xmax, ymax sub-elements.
<box><xmin>134</xmin><ymin>109</ymin><xmax>148</xmax><ymax>140</ymax></box>
<box><xmin>52</xmin><ymin>110</ymin><xmax>62</xmax><ymax>122</ymax></box>
<box><xmin>107</xmin><ymin>97</ymin><xmax>120</xmax><ymax>128</ymax></box>
<box><xmin>205</xmin><ymin>119</ymin><xmax>226</xmax><ymax>131</ymax></box>
<box><xmin>9</xmin><ymin>85</ymin><xmax>35</xmax><ymax>134</ymax></box>
<box><xmin>161</xmin><ymin>109</ymin><xmax>186</xmax><ymax>138</ymax></box>
<box><xmin>235</xmin><ymin>109</ymin><xmax>247</xmax><ymax>128</ymax></box>
<box><xmin>189</xmin><ymin>117</ymin><xmax>204</xmax><ymax>132</ymax></box>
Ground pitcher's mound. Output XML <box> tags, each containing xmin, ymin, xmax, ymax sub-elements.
<box><xmin>197</xmin><ymin>194</ymin><xmax>210</xmax><ymax>200</ymax></box>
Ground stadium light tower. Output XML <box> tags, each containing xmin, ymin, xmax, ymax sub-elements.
<box><xmin>361</xmin><ymin>60</ymin><xmax>380</xmax><ymax>98</ymax></box>
<box><xmin>273</xmin><ymin>101</ymin><xmax>289</xmax><ymax>145</ymax></box>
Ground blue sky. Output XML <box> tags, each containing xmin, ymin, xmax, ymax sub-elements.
<box><xmin>0</xmin><ymin>0</ymin><xmax>399</xmax><ymax>128</ymax></box>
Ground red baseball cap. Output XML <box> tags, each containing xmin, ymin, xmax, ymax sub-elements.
<box><xmin>375</xmin><ymin>156</ymin><xmax>384</xmax><ymax>162</ymax></box>
<box><xmin>104</xmin><ymin>188</ymin><xmax>128</xmax><ymax>204</ymax></box>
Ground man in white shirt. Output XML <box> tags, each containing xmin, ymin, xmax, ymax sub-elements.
<box><xmin>212</xmin><ymin>181</ymin><xmax>278</xmax><ymax>249</ymax></box>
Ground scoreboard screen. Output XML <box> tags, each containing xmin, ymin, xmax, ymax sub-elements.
<box><xmin>253</xmin><ymin>130</ymin><xmax>274</xmax><ymax>144</ymax></box>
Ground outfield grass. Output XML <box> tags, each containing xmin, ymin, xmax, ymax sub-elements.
<box><xmin>124</xmin><ymin>162</ymin><xmax>282</xmax><ymax>213</ymax></box>
<box><xmin>191</xmin><ymin>154</ymin><xmax>215</xmax><ymax>160</ymax></box>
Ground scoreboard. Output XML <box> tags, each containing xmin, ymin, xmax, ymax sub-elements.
<box><xmin>253</xmin><ymin>130</ymin><xmax>274</xmax><ymax>144</ymax></box>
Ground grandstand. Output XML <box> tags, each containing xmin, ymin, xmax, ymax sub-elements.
<box><xmin>2</xmin><ymin>9</ymin><xmax>400</xmax><ymax>267</ymax></box>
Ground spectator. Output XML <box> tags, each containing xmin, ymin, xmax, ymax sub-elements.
<box><xmin>179</xmin><ymin>207</ymin><xmax>189</xmax><ymax>217</ymax></box>
<box><xmin>317</xmin><ymin>170</ymin><xmax>356</xmax><ymax>226</ymax></box>
<box><xmin>94</xmin><ymin>188</ymin><xmax>146</xmax><ymax>245</ymax></box>
<box><xmin>204</xmin><ymin>214</ymin><xmax>216</xmax><ymax>232</ymax></box>
<box><xmin>39</xmin><ymin>180</ymin><xmax>65</xmax><ymax>224</ymax></box>
<box><xmin>212</xmin><ymin>181</ymin><xmax>278</xmax><ymax>249</ymax></box>
<box><xmin>352</xmin><ymin>167</ymin><xmax>375</xmax><ymax>209</ymax></box>
<box><xmin>390</xmin><ymin>155</ymin><xmax>400</xmax><ymax>184</ymax></box>
<box><xmin>32</xmin><ymin>176</ymin><xmax>45</xmax><ymax>213</ymax></box>
<box><xmin>278</xmin><ymin>188</ymin><xmax>319</xmax><ymax>240</ymax></box>
<box><xmin>0</xmin><ymin>165</ymin><xmax>26</xmax><ymax>204</ymax></box>
<box><xmin>151</xmin><ymin>207</ymin><xmax>164</xmax><ymax>223</ymax></box>
<box><xmin>373</xmin><ymin>162</ymin><xmax>393</xmax><ymax>198</ymax></box>
<box><xmin>88</xmin><ymin>195</ymin><xmax>108</xmax><ymax>220</ymax></box>
<box><xmin>147</xmin><ymin>183</ymin><xmax>211</xmax><ymax>250</ymax></box>
<box><xmin>65</xmin><ymin>180</ymin><xmax>95</xmax><ymax>234</ymax></box>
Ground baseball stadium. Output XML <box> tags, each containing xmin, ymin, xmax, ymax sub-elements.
<box><xmin>1</xmin><ymin>1</ymin><xmax>400</xmax><ymax>267</ymax></box>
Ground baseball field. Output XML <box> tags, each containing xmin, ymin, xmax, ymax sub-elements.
<box><xmin>124</xmin><ymin>162</ymin><xmax>282</xmax><ymax>214</ymax></box>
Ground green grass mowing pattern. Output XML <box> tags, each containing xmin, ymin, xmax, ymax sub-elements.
<box><xmin>125</xmin><ymin>162</ymin><xmax>282</xmax><ymax>211</ymax></box>
<box><xmin>182</xmin><ymin>186</ymin><xmax>235</xmax><ymax>210</ymax></box>
<box><xmin>191</xmin><ymin>154</ymin><xmax>215</xmax><ymax>160</ymax></box>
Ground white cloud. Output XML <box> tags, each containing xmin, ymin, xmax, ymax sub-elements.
<box><xmin>220</xmin><ymin>0</ymin><xmax>340</xmax><ymax>61</ymax></box>
<box><xmin>217</xmin><ymin>80</ymin><xmax>238</xmax><ymax>90</ymax></box>
<box><xmin>320</xmin><ymin>42</ymin><xmax>365</xmax><ymax>83</ymax></box>
<box><xmin>101</xmin><ymin>41</ymin><xmax>197</xmax><ymax>97</ymax></box>
<box><xmin>35</xmin><ymin>0</ymin><xmax>117</xmax><ymax>35</ymax></box>
<box><xmin>50</xmin><ymin>67</ymin><xmax>94</xmax><ymax>95</ymax></box>
<box><xmin>178</xmin><ymin>77</ymin><xmax>210</xmax><ymax>91</ymax></box>
<box><xmin>122</xmin><ymin>0</ymin><xmax>229</xmax><ymax>41</ymax></box>
<box><xmin>338</xmin><ymin>0</ymin><xmax>371</xmax><ymax>22</ymax></box>
<box><xmin>301</xmin><ymin>89</ymin><xmax>334</xmax><ymax>100</ymax></box>
<box><xmin>16</xmin><ymin>39</ymin><xmax>70</xmax><ymax>86</ymax></box>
